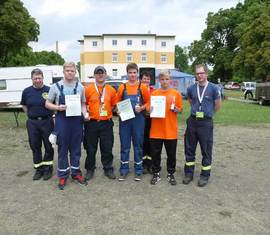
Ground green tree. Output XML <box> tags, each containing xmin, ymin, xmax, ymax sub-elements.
<box><xmin>0</xmin><ymin>0</ymin><xmax>39</xmax><ymax>66</ymax></box>
<box><xmin>8</xmin><ymin>48</ymin><xmax>65</xmax><ymax>66</ymax></box>
<box><xmin>189</xmin><ymin>7</ymin><xmax>240</xmax><ymax>81</ymax></box>
<box><xmin>189</xmin><ymin>0</ymin><xmax>270</xmax><ymax>81</ymax></box>
<box><xmin>232</xmin><ymin>0</ymin><xmax>270</xmax><ymax>80</ymax></box>
<box><xmin>174</xmin><ymin>45</ymin><xmax>189</xmax><ymax>72</ymax></box>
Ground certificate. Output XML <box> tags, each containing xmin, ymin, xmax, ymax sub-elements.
<box><xmin>65</xmin><ymin>94</ymin><xmax>81</xmax><ymax>117</ymax></box>
<box><xmin>117</xmin><ymin>98</ymin><xmax>135</xmax><ymax>121</ymax></box>
<box><xmin>150</xmin><ymin>96</ymin><xmax>166</xmax><ymax>118</ymax></box>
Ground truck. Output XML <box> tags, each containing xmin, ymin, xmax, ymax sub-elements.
<box><xmin>255</xmin><ymin>82</ymin><xmax>270</xmax><ymax>105</ymax></box>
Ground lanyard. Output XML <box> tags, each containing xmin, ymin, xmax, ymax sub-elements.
<box><xmin>94</xmin><ymin>83</ymin><xmax>106</xmax><ymax>103</ymax></box>
<box><xmin>196</xmin><ymin>82</ymin><xmax>208</xmax><ymax>108</ymax></box>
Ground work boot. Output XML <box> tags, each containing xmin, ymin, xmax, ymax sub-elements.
<box><xmin>150</xmin><ymin>172</ymin><xmax>161</xmax><ymax>185</ymax></box>
<box><xmin>85</xmin><ymin>170</ymin><xmax>94</xmax><ymax>181</ymax></box>
<box><xmin>182</xmin><ymin>175</ymin><xmax>193</xmax><ymax>185</ymax></box>
<box><xmin>33</xmin><ymin>169</ymin><xmax>43</xmax><ymax>180</ymax></box>
<box><xmin>58</xmin><ymin>178</ymin><xmax>67</xmax><ymax>190</ymax></box>
<box><xmin>167</xmin><ymin>174</ymin><xmax>177</xmax><ymax>186</ymax></box>
<box><xmin>104</xmin><ymin>170</ymin><xmax>116</xmax><ymax>180</ymax></box>
<box><xmin>118</xmin><ymin>173</ymin><xmax>127</xmax><ymax>181</ymax></box>
<box><xmin>198</xmin><ymin>176</ymin><xmax>209</xmax><ymax>187</ymax></box>
<box><xmin>43</xmin><ymin>170</ymin><xmax>53</xmax><ymax>181</ymax></box>
<box><xmin>72</xmin><ymin>174</ymin><xmax>87</xmax><ymax>186</ymax></box>
<box><xmin>134</xmin><ymin>174</ymin><xmax>142</xmax><ymax>181</ymax></box>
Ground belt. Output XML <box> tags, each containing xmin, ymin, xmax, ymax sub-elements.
<box><xmin>89</xmin><ymin>118</ymin><xmax>112</xmax><ymax>122</ymax></box>
<box><xmin>190</xmin><ymin>115</ymin><xmax>212</xmax><ymax>121</ymax></box>
<box><xmin>29</xmin><ymin>116</ymin><xmax>51</xmax><ymax>120</ymax></box>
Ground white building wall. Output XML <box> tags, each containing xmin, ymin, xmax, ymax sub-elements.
<box><xmin>103</xmin><ymin>35</ymin><xmax>156</xmax><ymax>51</ymax></box>
<box><xmin>155</xmin><ymin>38</ymin><xmax>175</xmax><ymax>52</ymax></box>
<box><xmin>83</xmin><ymin>37</ymin><xmax>103</xmax><ymax>51</ymax></box>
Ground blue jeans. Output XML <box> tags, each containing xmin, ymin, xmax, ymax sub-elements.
<box><xmin>119</xmin><ymin>114</ymin><xmax>145</xmax><ymax>175</ymax></box>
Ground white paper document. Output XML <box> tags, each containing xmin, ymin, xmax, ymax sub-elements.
<box><xmin>150</xmin><ymin>96</ymin><xmax>166</xmax><ymax>118</ymax></box>
<box><xmin>65</xmin><ymin>94</ymin><xmax>81</xmax><ymax>117</ymax></box>
<box><xmin>117</xmin><ymin>98</ymin><xmax>135</xmax><ymax>121</ymax></box>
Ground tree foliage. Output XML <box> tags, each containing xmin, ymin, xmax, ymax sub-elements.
<box><xmin>174</xmin><ymin>45</ymin><xmax>189</xmax><ymax>72</ymax></box>
<box><xmin>189</xmin><ymin>0</ymin><xmax>270</xmax><ymax>81</ymax></box>
<box><xmin>7</xmin><ymin>48</ymin><xmax>65</xmax><ymax>66</ymax></box>
<box><xmin>0</xmin><ymin>0</ymin><xmax>40</xmax><ymax>66</ymax></box>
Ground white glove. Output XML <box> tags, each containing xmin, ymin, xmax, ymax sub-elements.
<box><xmin>49</xmin><ymin>133</ymin><xmax>57</xmax><ymax>148</ymax></box>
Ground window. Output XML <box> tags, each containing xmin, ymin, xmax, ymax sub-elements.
<box><xmin>92</xmin><ymin>41</ymin><xmax>97</xmax><ymax>47</ymax></box>
<box><xmin>161</xmin><ymin>54</ymin><xmax>167</xmax><ymax>63</ymax></box>
<box><xmin>112</xmin><ymin>69</ymin><xmax>118</xmax><ymax>77</ymax></box>
<box><xmin>112</xmin><ymin>40</ymin><xmax>117</xmax><ymax>46</ymax></box>
<box><xmin>141</xmin><ymin>53</ymin><xmax>147</xmax><ymax>63</ymax></box>
<box><xmin>112</xmin><ymin>53</ymin><xmax>118</xmax><ymax>62</ymax></box>
<box><xmin>161</xmin><ymin>41</ymin><xmax>166</xmax><ymax>47</ymax></box>
<box><xmin>127</xmin><ymin>40</ymin><xmax>132</xmax><ymax>46</ymax></box>
<box><xmin>141</xmin><ymin>40</ymin><xmax>147</xmax><ymax>46</ymax></box>
<box><xmin>126</xmin><ymin>53</ymin><xmax>133</xmax><ymax>62</ymax></box>
<box><xmin>0</xmin><ymin>80</ymin><xmax>7</xmax><ymax>90</ymax></box>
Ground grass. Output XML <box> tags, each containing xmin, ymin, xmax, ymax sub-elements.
<box><xmin>224</xmin><ymin>89</ymin><xmax>243</xmax><ymax>99</ymax></box>
<box><xmin>0</xmin><ymin>99</ymin><xmax>270</xmax><ymax>129</ymax></box>
<box><xmin>181</xmin><ymin>99</ymin><xmax>270</xmax><ymax>125</ymax></box>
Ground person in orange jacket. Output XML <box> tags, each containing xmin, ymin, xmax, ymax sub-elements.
<box><xmin>148</xmin><ymin>71</ymin><xmax>183</xmax><ymax>185</ymax></box>
<box><xmin>84</xmin><ymin>66</ymin><xmax>118</xmax><ymax>181</ymax></box>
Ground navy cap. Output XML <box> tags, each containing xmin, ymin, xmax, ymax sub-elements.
<box><xmin>94</xmin><ymin>66</ymin><xmax>106</xmax><ymax>74</ymax></box>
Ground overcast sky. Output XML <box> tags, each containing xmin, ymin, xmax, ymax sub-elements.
<box><xmin>22</xmin><ymin>0</ymin><xmax>241</xmax><ymax>62</ymax></box>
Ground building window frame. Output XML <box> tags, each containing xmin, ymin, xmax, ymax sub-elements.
<box><xmin>127</xmin><ymin>40</ymin><xmax>132</xmax><ymax>46</ymax></box>
<box><xmin>161</xmin><ymin>54</ymin><xmax>167</xmax><ymax>63</ymax></box>
<box><xmin>141</xmin><ymin>52</ymin><xmax>147</xmax><ymax>63</ymax></box>
<box><xmin>141</xmin><ymin>40</ymin><xmax>147</xmax><ymax>46</ymax></box>
<box><xmin>112</xmin><ymin>53</ymin><xmax>118</xmax><ymax>62</ymax></box>
<box><xmin>126</xmin><ymin>53</ymin><xmax>133</xmax><ymax>62</ymax></box>
<box><xmin>112</xmin><ymin>69</ymin><xmax>118</xmax><ymax>77</ymax></box>
<box><xmin>112</xmin><ymin>39</ymin><xmax>117</xmax><ymax>46</ymax></box>
<box><xmin>161</xmin><ymin>41</ymin><xmax>166</xmax><ymax>47</ymax></box>
<box><xmin>92</xmin><ymin>41</ymin><xmax>98</xmax><ymax>47</ymax></box>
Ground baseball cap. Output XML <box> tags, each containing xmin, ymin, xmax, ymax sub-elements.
<box><xmin>94</xmin><ymin>66</ymin><xmax>106</xmax><ymax>74</ymax></box>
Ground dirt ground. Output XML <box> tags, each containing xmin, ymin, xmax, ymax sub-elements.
<box><xmin>0</xmin><ymin>116</ymin><xmax>269</xmax><ymax>235</ymax></box>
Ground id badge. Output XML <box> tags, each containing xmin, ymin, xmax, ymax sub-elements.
<box><xmin>196</xmin><ymin>111</ymin><xmax>204</xmax><ymax>119</ymax></box>
<box><xmin>100</xmin><ymin>109</ymin><xmax>108</xmax><ymax>117</ymax></box>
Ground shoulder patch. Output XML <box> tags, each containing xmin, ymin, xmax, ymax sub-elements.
<box><xmin>42</xmin><ymin>92</ymin><xmax>48</xmax><ymax>100</ymax></box>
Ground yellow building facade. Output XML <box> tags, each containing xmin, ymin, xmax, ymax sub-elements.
<box><xmin>79</xmin><ymin>34</ymin><xmax>175</xmax><ymax>81</ymax></box>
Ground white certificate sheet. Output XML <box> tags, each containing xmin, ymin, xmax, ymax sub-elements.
<box><xmin>117</xmin><ymin>98</ymin><xmax>135</xmax><ymax>121</ymax></box>
<box><xmin>150</xmin><ymin>96</ymin><xmax>166</xmax><ymax>118</ymax></box>
<box><xmin>65</xmin><ymin>94</ymin><xmax>81</xmax><ymax>117</ymax></box>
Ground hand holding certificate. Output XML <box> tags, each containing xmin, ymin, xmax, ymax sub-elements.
<box><xmin>117</xmin><ymin>98</ymin><xmax>135</xmax><ymax>121</ymax></box>
<box><xmin>65</xmin><ymin>94</ymin><xmax>81</xmax><ymax>116</ymax></box>
<box><xmin>150</xmin><ymin>96</ymin><xmax>166</xmax><ymax>118</ymax></box>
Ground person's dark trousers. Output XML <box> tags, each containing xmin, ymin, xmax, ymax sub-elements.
<box><xmin>143</xmin><ymin>117</ymin><xmax>152</xmax><ymax>169</ymax></box>
<box><xmin>184</xmin><ymin>116</ymin><xmax>213</xmax><ymax>179</ymax></box>
<box><xmin>56</xmin><ymin>114</ymin><xmax>83</xmax><ymax>178</ymax></box>
<box><xmin>84</xmin><ymin>119</ymin><xmax>114</xmax><ymax>172</ymax></box>
<box><xmin>150</xmin><ymin>138</ymin><xmax>177</xmax><ymax>174</ymax></box>
<box><xmin>26</xmin><ymin>118</ymin><xmax>54</xmax><ymax>172</ymax></box>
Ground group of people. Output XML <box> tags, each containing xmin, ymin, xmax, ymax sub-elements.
<box><xmin>21</xmin><ymin>62</ymin><xmax>221</xmax><ymax>190</ymax></box>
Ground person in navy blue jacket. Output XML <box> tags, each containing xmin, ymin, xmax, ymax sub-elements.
<box><xmin>183</xmin><ymin>64</ymin><xmax>221</xmax><ymax>187</ymax></box>
<box><xmin>21</xmin><ymin>68</ymin><xmax>54</xmax><ymax>181</ymax></box>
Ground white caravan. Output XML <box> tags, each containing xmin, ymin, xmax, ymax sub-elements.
<box><xmin>0</xmin><ymin>65</ymin><xmax>78</xmax><ymax>107</ymax></box>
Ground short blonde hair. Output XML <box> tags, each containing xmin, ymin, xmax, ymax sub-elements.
<box><xmin>63</xmin><ymin>61</ymin><xmax>76</xmax><ymax>70</ymax></box>
<box><xmin>158</xmin><ymin>70</ymin><xmax>170</xmax><ymax>79</ymax></box>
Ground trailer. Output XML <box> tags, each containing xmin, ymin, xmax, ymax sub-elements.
<box><xmin>255</xmin><ymin>82</ymin><xmax>270</xmax><ymax>105</ymax></box>
<box><xmin>0</xmin><ymin>65</ymin><xmax>77</xmax><ymax>126</ymax></box>
<box><xmin>0</xmin><ymin>65</ymin><xmax>67</xmax><ymax>107</ymax></box>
